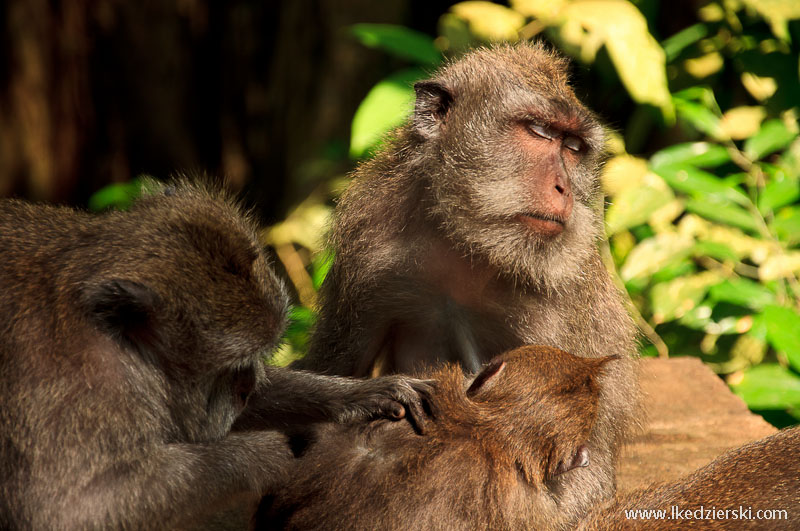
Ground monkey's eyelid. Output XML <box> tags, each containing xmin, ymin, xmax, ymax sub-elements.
<box><xmin>563</xmin><ymin>135</ymin><xmax>584</xmax><ymax>152</ymax></box>
<box><xmin>528</xmin><ymin>122</ymin><xmax>555</xmax><ymax>140</ymax></box>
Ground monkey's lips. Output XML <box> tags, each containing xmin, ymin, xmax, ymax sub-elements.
<box><xmin>516</xmin><ymin>213</ymin><xmax>566</xmax><ymax>236</ymax></box>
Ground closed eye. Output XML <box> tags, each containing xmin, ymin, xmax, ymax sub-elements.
<box><xmin>528</xmin><ymin>122</ymin><xmax>555</xmax><ymax>140</ymax></box>
<box><xmin>564</xmin><ymin>135</ymin><xmax>584</xmax><ymax>152</ymax></box>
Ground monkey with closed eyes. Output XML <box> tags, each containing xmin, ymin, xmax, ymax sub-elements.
<box><xmin>296</xmin><ymin>42</ymin><xmax>640</xmax><ymax>521</ymax></box>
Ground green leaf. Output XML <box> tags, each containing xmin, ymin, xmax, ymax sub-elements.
<box><xmin>690</xmin><ymin>241</ymin><xmax>740</xmax><ymax>263</ymax></box>
<box><xmin>661</xmin><ymin>23</ymin><xmax>709</xmax><ymax>61</ymax></box>
<box><xmin>649</xmin><ymin>142</ymin><xmax>730</xmax><ymax>170</ymax></box>
<box><xmin>654</xmin><ymin>164</ymin><xmax>750</xmax><ymax>205</ymax></box>
<box><xmin>744</xmin><ymin>119</ymin><xmax>798</xmax><ymax>161</ymax></box>
<box><xmin>758</xmin><ymin>171</ymin><xmax>800</xmax><ymax>214</ymax></box>
<box><xmin>763</xmin><ymin>305</ymin><xmax>800</xmax><ymax>372</ymax></box>
<box><xmin>770</xmin><ymin>206</ymin><xmax>800</xmax><ymax>245</ymax></box>
<box><xmin>88</xmin><ymin>178</ymin><xmax>147</xmax><ymax>212</ymax></box>
<box><xmin>620</xmin><ymin>233</ymin><xmax>695</xmax><ymax>281</ymax></box>
<box><xmin>673</xmin><ymin>97</ymin><xmax>722</xmax><ymax>139</ymax></box>
<box><xmin>730</xmin><ymin>363</ymin><xmax>800</xmax><ymax>410</ymax></box>
<box><xmin>350</xmin><ymin>24</ymin><xmax>442</xmax><ymax>66</ymax></box>
<box><xmin>350</xmin><ymin>68</ymin><xmax>424</xmax><ymax>159</ymax></box>
<box><xmin>311</xmin><ymin>250</ymin><xmax>334</xmax><ymax>291</ymax></box>
<box><xmin>685</xmin><ymin>197</ymin><xmax>759</xmax><ymax>233</ymax></box>
<box><xmin>709</xmin><ymin>279</ymin><xmax>777</xmax><ymax>310</ymax></box>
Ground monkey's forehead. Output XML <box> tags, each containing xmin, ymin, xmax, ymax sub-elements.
<box><xmin>439</xmin><ymin>43</ymin><xmax>571</xmax><ymax>91</ymax></box>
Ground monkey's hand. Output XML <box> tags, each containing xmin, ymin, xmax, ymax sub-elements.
<box><xmin>337</xmin><ymin>375</ymin><xmax>434</xmax><ymax>434</ymax></box>
<box><xmin>234</xmin><ymin>368</ymin><xmax>433</xmax><ymax>434</ymax></box>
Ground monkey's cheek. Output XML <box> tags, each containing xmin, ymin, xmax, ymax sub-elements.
<box><xmin>515</xmin><ymin>214</ymin><xmax>565</xmax><ymax>236</ymax></box>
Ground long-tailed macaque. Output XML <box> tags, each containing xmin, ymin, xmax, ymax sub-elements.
<box><xmin>265</xmin><ymin>345</ymin><xmax>617</xmax><ymax>530</ymax></box>
<box><xmin>0</xmin><ymin>181</ymin><xmax>429</xmax><ymax>530</ymax></box>
<box><xmin>296</xmin><ymin>43</ymin><xmax>640</xmax><ymax>516</ymax></box>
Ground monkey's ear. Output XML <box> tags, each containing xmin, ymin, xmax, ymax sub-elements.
<box><xmin>413</xmin><ymin>81</ymin><xmax>453</xmax><ymax>140</ymax></box>
<box><xmin>553</xmin><ymin>444</ymin><xmax>590</xmax><ymax>477</ymax></box>
<box><xmin>81</xmin><ymin>279</ymin><xmax>161</xmax><ymax>349</ymax></box>
<box><xmin>466</xmin><ymin>358</ymin><xmax>506</xmax><ymax>398</ymax></box>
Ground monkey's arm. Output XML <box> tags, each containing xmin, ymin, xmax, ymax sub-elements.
<box><xmin>47</xmin><ymin>431</ymin><xmax>292</xmax><ymax>530</ymax></box>
<box><xmin>233</xmin><ymin>368</ymin><xmax>432</xmax><ymax>431</ymax></box>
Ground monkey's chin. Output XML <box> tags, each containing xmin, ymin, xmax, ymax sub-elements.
<box><xmin>515</xmin><ymin>214</ymin><xmax>565</xmax><ymax>237</ymax></box>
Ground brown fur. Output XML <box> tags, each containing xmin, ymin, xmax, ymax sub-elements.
<box><xmin>0</xmin><ymin>180</ymin><xmax>429</xmax><ymax>530</ymax></box>
<box><xmin>579</xmin><ymin>426</ymin><xmax>800</xmax><ymax>530</ymax></box>
<box><xmin>263</xmin><ymin>345</ymin><xmax>617</xmax><ymax>530</ymax></box>
<box><xmin>296</xmin><ymin>42</ymin><xmax>640</xmax><ymax>519</ymax></box>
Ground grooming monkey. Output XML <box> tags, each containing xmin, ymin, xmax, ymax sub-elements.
<box><xmin>0</xmin><ymin>181</ymin><xmax>429</xmax><ymax>530</ymax></box>
<box><xmin>296</xmin><ymin>43</ymin><xmax>640</xmax><ymax>518</ymax></box>
<box><xmin>264</xmin><ymin>345</ymin><xmax>618</xmax><ymax>530</ymax></box>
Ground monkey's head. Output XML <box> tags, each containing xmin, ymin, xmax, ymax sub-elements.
<box><xmin>411</xmin><ymin>43</ymin><xmax>606</xmax><ymax>290</ymax></box>
<box><xmin>78</xmin><ymin>181</ymin><xmax>288</xmax><ymax>442</ymax></box>
<box><xmin>430</xmin><ymin>345</ymin><xmax>616</xmax><ymax>486</ymax></box>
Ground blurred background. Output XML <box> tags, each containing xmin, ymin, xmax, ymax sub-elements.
<box><xmin>1</xmin><ymin>0</ymin><xmax>798</xmax><ymax>426</ymax></box>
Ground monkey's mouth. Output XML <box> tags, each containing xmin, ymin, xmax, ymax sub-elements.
<box><xmin>516</xmin><ymin>212</ymin><xmax>566</xmax><ymax>236</ymax></box>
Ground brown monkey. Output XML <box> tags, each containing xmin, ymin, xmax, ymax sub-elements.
<box><xmin>261</xmin><ymin>345</ymin><xmax>618</xmax><ymax>530</ymax></box>
<box><xmin>579</xmin><ymin>426</ymin><xmax>800</xmax><ymax>530</ymax></box>
<box><xmin>0</xmin><ymin>180</ymin><xmax>429</xmax><ymax>530</ymax></box>
<box><xmin>296</xmin><ymin>42</ymin><xmax>639</xmax><ymax>518</ymax></box>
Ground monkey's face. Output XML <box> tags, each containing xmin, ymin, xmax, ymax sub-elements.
<box><xmin>82</xmin><ymin>186</ymin><xmax>289</xmax><ymax>442</ymax></box>
<box><xmin>456</xmin><ymin>346</ymin><xmax>615</xmax><ymax>485</ymax></box>
<box><xmin>414</xmin><ymin>44</ymin><xmax>606</xmax><ymax>289</ymax></box>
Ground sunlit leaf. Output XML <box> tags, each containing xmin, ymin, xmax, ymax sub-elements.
<box><xmin>730</xmin><ymin>363</ymin><xmax>800</xmax><ymax>409</ymax></box>
<box><xmin>510</xmin><ymin>0</ymin><xmax>566</xmax><ymax>19</ymax></box>
<box><xmin>684</xmin><ymin>51</ymin><xmax>723</xmax><ymax>79</ymax></box>
<box><xmin>649</xmin><ymin>142</ymin><xmax>730</xmax><ymax>170</ymax></box>
<box><xmin>678</xmin><ymin>214</ymin><xmax>773</xmax><ymax>262</ymax></box>
<box><xmin>349</xmin><ymin>68</ymin><xmax>423</xmax><ymax>159</ymax></box>
<box><xmin>620</xmin><ymin>232</ymin><xmax>695</xmax><ymax>281</ymax></box>
<box><xmin>558</xmin><ymin>0</ymin><xmax>673</xmax><ymax>119</ymax></box>
<box><xmin>350</xmin><ymin>24</ymin><xmax>442</xmax><ymax>66</ymax></box>
<box><xmin>654</xmin><ymin>164</ymin><xmax>750</xmax><ymax>205</ymax></box>
<box><xmin>740</xmin><ymin>72</ymin><xmax>778</xmax><ymax>102</ymax></box>
<box><xmin>605</xmin><ymin>182</ymin><xmax>673</xmax><ymax>235</ymax></box>
<box><xmin>650</xmin><ymin>271</ymin><xmax>720</xmax><ymax>324</ymax></box>
<box><xmin>719</xmin><ymin>106</ymin><xmax>767</xmax><ymax>141</ymax></box>
<box><xmin>744</xmin><ymin>119</ymin><xmax>798</xmax><ymax>161</ymax></box>
<box><xmin>763</xmin><ymin>305</ymin><xmax>800</xmax><ymax>372</ymax></box>
<box><xmin>266</xmin><ymin>202</ymin><xmax>333</xmax><ymax>252</ymax></box>
<box><xmin>450</xmin><ymin>1</ymin><xmax>525</xmax><ymax>42</ymax></box>
<box><xmin>601</xmin><ymin>155</ymin><xmax>649</xmax><ymax>196</ymax></box>
<box><xmin>759</xmin><ymin>252</ymin><xmax>800</xmax><ymax>281</ymax></box>
<box><xmin>709</xmin><ymin>278</ymin><xmax>777</xmax><ymax>310</ymax></box>
<box><xmin>685</xmin><ymin>197</ymin><xmax>759</xmax><ymax>233</ymax></box>
<box><xmin>740</xmin><ymin>0</ymin><xmax>800</xmax><ymax>41</ymax></box>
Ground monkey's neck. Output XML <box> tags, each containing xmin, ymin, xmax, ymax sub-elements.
<box><xmin>418</xmin><ymin>237</ymin><xmax>500</xmax><ymax>310</ymax></box>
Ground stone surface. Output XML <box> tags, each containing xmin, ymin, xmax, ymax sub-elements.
<box><xmin>617</xmin><ymin>356</ymin><xmax>777</xmax><ymax>494</ymax></box>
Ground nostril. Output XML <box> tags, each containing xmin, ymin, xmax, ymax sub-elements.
<box><xmin>555</xmin><ymin>184</ymin><xmax>565</xmax><ymax>194</ymax></box>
